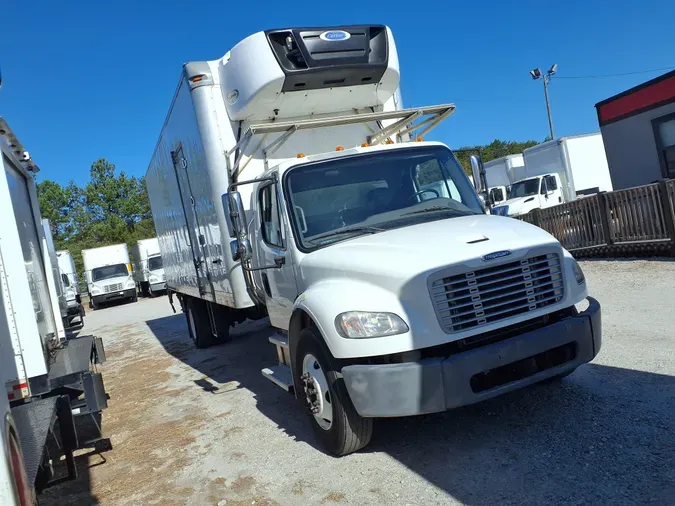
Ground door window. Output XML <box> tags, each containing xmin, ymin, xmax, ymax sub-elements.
<box><xmin>259</xmin><ymin>184</ymin><xmax>283</xmax><ymax>248</ymax></box>
<box><xmin>545</xmin><ymin>175</ymin><xmax>558</xmax><ymax>191</ymax></box>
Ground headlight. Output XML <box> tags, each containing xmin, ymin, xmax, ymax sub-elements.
<box><xmin>335</xmin><ymin>311</ymin><xmax>409</xmax><ymax>339</ymax></box>
<box><xmin>126</xmin><ymin>279</ymin><xmax>136</xmax><ymax>288</ymax></box>
<box><xmin>571</xmin><ymin>259</ymin><xmax>585</xmax><ymax>284</ymax></box>
<box><xmin>91</xmin><ymin>287</ymin><xmax>101</xmax><ymax>295</ymax></box>
<box><xmin>149</xmin><ymin>275</ymin><xmax>159</xmax><ymax>283</ymax></box>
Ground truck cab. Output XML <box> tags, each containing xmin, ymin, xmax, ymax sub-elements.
<box><xmin>492</xmin><ymin>173</ymin><xmax>564</xmax><ymax>217</ymax></box>
<box><xmin>227</xmin><ymin>140</ymin><xmax>600</xmax><ymax>456</ymax></box>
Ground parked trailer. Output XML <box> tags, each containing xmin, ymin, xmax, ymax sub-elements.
<box><xmin>56</xmin><ymin>250</ymin><xmax>85</xmax><ymax>326</ymax></box>
<box><xmin>131</xmin><ymin>238</ymin><xmax>166</xmax><ymax>297</ymax></box>
<box><xmin>1</xmin><ymin>117</ymin><xmax>109</xmax><ymax>497</ymax></box>
<box><xmin>483</xmin><ymin>154</ymin><xmax>524</xmax><ymax>205</ymax></box>
<box><xmin>82</xmin><ymin>243</ymin><xmax>137</xmax><ymax>309</ymax></box>
<box><xmin>146</xmin><ymin>25</ymin><xmax>601</xmax><ymax>456</ymax></box>
<box><xmin>493</xmin><ymin>133</ymin><xmax>613</xmax><ymax>217</ymax></box>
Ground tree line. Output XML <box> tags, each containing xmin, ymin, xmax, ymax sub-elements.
<box><xmin>37</xmin><ymin>158</ymin><xmax>155</xmax><ymax>281</ymax></box>
<box><xmin>35</xmin><ymin>138</ymin><xmax>541</xmax><ymax>281</ymax></box>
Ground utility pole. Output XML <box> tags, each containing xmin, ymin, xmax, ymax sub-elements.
<box><xmin>530</xmin><ymin>64</ymin><xmax>557</xmax><ymax>140</ymax></box>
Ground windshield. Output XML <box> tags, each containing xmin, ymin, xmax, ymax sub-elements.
<box><xmin>92</xmin><ymin>263</ymin><xmax>128</xmax><ymax>282</ymax></box>
<box><xmin>508</xmin><ymin>178</ymin><xmax>540</xmax><ymax>199</ymax></box>
<box><xmin>148</xmin><ymin>256</ymin><xmax>163</xmax><ymax>271</ymax></box>
<box><xmin>284</xmin><ymin>146</ymin><xmax>483</xmax><ymax>250</ymax></box>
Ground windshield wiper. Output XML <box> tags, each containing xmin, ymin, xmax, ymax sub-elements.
<box><xmin>308</xmin><ymin>226</ymin><xmax>384</xmax><ymax>244</ymax></box>
<box><xmin>401</xmin><ymin>206</ymin><xmax>474</xmax><ymax>217</ymax></box>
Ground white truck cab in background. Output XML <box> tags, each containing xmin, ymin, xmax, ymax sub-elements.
<box><xmin>493</xmin><ymin>133</ymin><xmax>613</xmax><ymax>217</ymax></box>
<box><xmin>131</xmin><ymin>238</ymin><xmax>166</xmax><ymax>297</ymax></box>
<box><xmin>56</xmin><ymin>249</ymin><xmax>85</xmax><ymax>325</ymax></box>
<box><xmin>146</xmin><ymin>24</ymin><xmax>602</xmax><ymax>456</ymax></box>
<box><xmin>82</xmin><ymin>243</ymin><xmax>137</xmax><ymax>310</ymax></box>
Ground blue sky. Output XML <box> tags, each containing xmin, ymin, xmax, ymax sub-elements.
<box><xmin>2</xmin><ymin>0</ymin><xmax>673</xmax><ymax>186</ymax></box>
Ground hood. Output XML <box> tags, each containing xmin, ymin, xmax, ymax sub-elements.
<box><xmin>297</xmin><ymin>214</ymin><xmax>559</xmax><ymax>290</ymax></box>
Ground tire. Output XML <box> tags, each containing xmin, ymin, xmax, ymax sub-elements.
<box><xmin>91</xmin><ymin>299</ymin><xmax>99</xmax><ymax>311</ymax></box>
<box><xmin>185</xmin><ymin>298</ymin><xmax>216</xmax><ymax>349</ymax></box>
<box><xmin>294</xmin><ymin>328</ymin><xmax>373</xmax><ymax>456</ymax></box>
<box><xmin>213</xmin><ymin>306</ymin><xmax>231</xmax><ymax>342</ymax></box>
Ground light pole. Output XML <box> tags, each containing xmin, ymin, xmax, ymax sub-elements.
<box><xmin>530</xmin><ymin>64</ymin><xmax>557</xmax><ymax>139</ymax></box>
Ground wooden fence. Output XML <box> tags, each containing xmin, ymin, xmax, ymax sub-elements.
<box><xmin>515</xmin><ymin>179</ymin><xmax>675</xmax><ymax>257</ymax></box>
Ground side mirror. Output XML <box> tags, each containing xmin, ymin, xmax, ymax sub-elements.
<box><xmin>222</xmin><ymin>191</ymin><xmax>252</xmax><ymax>262</ymax></box>
<box><xmin>469</xmin><ymin>155</ymin><xmax>484</xmax><ymax>192</ymax></box>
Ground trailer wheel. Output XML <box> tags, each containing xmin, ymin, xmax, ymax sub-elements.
<box><xmin>295</xmin><ymin>329</ymin><xmax>373</xmax><ymax>456</ymax></box>
<box><xmin>185</xmin><ymin>298</ymin><xmax>216</xmax><ymax>349</ymax></box>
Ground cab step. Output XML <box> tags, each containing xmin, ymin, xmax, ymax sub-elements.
<box><xmin>261</xmin><ymin>364</ymin><xmax>293</xmax><ymax>392</ymax></box>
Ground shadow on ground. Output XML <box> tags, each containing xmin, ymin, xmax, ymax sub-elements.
<box><xmin>147</xmin><ymin>313</ymin><xmax>675</xmax><ymax>504</ymax></box>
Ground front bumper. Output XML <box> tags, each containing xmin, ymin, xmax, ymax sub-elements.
<box><xmin>341</xmin><ymin>297</ymin><xmax>601</xmax><ymax>417</ymax></box>
<box><xmin>150</xmin><ymin>281</ymin><xmax>167</xmax><ymax>292</ymax></box>
<box><xmin>92</xmin><ymin>288</ymin><xmax>136</xmax><ymax>303</ymax></box>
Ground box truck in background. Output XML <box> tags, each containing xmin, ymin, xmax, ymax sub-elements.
<box><xmin>82</xmin><ymin>243</ymin><xmax>137</xmax><ymax>310</ymax></box>
<box><xmin>1</xmin><ymin>117</ymin><xmax>109</xmax><ymax>498</ymax></box>
<box><xmin>131</xmin><ymin>238</ymin><xmax>166</xmax><ymax>297</ymax></box>
<box><xmin>492</xmin><ymin>133</ymin><xmax>613</xmax><ymax>217</ymax></box>
<box><xmin>483</xmin><ymin>153</ymin><xmax>524</xmax><ymax>205</ymax></box>
<box><xmin>41</xmin><ymin>219</ymin><xmax>69</xmax><ymax>335</ymax></box>
<box><xmin>145</xmin><ymin>24</ymin><xmax>601</xmax><ymax>456</ymax></box>
<box><xmin>56</xmin><ymin>250</ymin><xmax>85</xmax><ymax>326</ymax></box>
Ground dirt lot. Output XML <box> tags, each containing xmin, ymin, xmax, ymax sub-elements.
<box><xmin>40</xmin><ymin>260</ymin><xmax>675</xmax><ymax>505</ymax></box>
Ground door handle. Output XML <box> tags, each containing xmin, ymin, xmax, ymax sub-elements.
<box><xmin>212</xmin><ymin>258</ymin><xmax>222</xmax><ymax>264</ymax></box>
<box><xmin>274</xmin><ymin>256</ymin><xmax>285</xmax><ymax>267</ymax></box>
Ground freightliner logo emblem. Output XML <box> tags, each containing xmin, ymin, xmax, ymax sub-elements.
<box><xmin>482</xmin><ymin>250</ymin><xmax>512</xmax><ymax>261</ymax></box>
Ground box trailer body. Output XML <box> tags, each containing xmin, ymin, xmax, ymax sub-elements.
<box><xmin>492</xmin><ymin>133</ymin><xmax>614</xmax><ymax>217</ymax></box>
<box><xmin>41</xmin><ymin>219</ymin><xmax>69</xmax><ymax>330</ymax></box>
<box><xmin>483</xmin><ymin>154</ymin><xmax>524</xmax><ymax>205</ymax></box>
<box><xmin>131</xmin><ymin>238</ymin><xmax>166</xmax><ymax>296</ymax></box>
<box><xmin>82</xmin><ymin>243</ymin><xmax>137</xmax><ymax>308</ymax></box>
<box><xmin>0</xmin><ymin>117</ymin><xmax>109</xmax><ymax>495</ymax></box>
<box><xmin>56</xmin><ymin>249</ymin><xmax>84</xmax><ymax>324</ymax></box>
<box><xmin>145</xmin><ymin>25</ymin><xmax>601</xmax><ymax>457</ymax></box>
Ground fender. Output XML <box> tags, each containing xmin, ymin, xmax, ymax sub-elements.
<box><xmin>290</xmin><ymin>278</ymin><xmax>421</xmax><ymax>361</ymax></box>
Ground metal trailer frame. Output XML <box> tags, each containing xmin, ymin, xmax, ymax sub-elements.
<box><xmin>226</xmin><ymin>104</ymin><xmax>457</xmax><ymax>180</ymax></box>
<box><xmin>0</xmin><ymin>117</ymin><xmax>111</xmax><ymax>493</ymax></box>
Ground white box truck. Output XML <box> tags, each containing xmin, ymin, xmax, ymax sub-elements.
<box><xmin>483</xmin><ymin>153</ymin><xmax>524</xmax><ymax>205</ymax></box>
<box><xmin>492</xmin><ymin>133</ymin><xmax>613</xmax><ymax>218</ymax></box>
<box><xmin>1</xmin><ymin>117</ymin><xmax>109</xmax><ymax>497</ymax></box>
<box><xmin>146</xmin><ymin>25</ymin><xmax>602</xmax><ymax>456</ymax></box>
<box><xmin>131</xmin><ymin>238</ymin><xmax>166</xmax><ymax>297</ymax></box>
<box><xmin>56</xmin><ymin>250</ymin><xmax>85</xmax><ymax>325</ymax></box>
<box><xmin>82</xmin><ymin>243</ymin><xmax>137</xmax><ymax>310</ymax></box>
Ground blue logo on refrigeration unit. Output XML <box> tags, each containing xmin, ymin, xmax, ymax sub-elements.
<box><xmin>482</xmin><ymin>250</ymin><xmax>512</xmax><ymax>261</ymax></box>
<box><xmin>320</xmin><ymin>30</ymin><xmax>351</xmax><ymax>41</ymax></box>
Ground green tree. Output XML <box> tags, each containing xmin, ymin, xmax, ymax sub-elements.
<box><xmin>36</xmin><ymin>158</ymin><xmax>155</xmax><ymax>281</ymax></box>
<box><xmin>454</xmin><ymin>139</ymin><xmax>541</xmax><ymax>175</ymax></box>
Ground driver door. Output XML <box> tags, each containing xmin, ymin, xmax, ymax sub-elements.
<box><xmin>255</xmin><ymin>181</ymin><xmax>298</xmax><ymax>329</ymax></box>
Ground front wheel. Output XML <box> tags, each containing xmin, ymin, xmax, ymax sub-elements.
<box><xmin>295</xmin><ymin>329</ymin><xmax>373</xmax><ymax>456</ymax></box>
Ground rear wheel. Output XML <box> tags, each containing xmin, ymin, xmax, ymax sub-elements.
<box><xmin>295</xmin><ymin>328</ymin><xmax>372</xmax><ymax>456</ymax></box>
<box><xmin>185</xmin><ymin>298</ymin><xmax>216</xmax><ymax>349</ymax></box>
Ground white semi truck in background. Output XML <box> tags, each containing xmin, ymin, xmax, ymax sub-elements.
<box><xmin>56</xmin><ymin>250</ymin><xmax>85</xmax><ymax>326</ymax></box>
<box><xmin>82</xmin><ymin>243</ymin><xmax>137</xmax><ymax>309</ymax></box>
<box><xmin>131</xmin><ymin>238</ymin><xmax>166</xmax><ymax>297</ymax></box>
<box><xmin>492</xmin><ymin>133</ymin><xmax>613</xmax><ymax>217</ymax></box>
<box><xmin>483</xmin><ymin>153</ymin><xmax>524</xmax><ymax>205</ymax></box>
<box><xmin>1</xmin><ymin>117</ymin><xmax>109</xmax><ymax>499</ymax></box>
<box><xmin>146</xmin><ymin>24</ymin><xmax>602</xmax><ymax>456</ymax></box>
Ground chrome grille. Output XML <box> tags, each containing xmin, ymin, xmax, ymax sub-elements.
<box><xmin>104</xmin><ymin>283</ymin><xmax>123</xmax><ymax>293</ymax></box>
<box><xmin>430</xmin><ymin>253</ymin><xmax>564</xmax><ymax>333</ymax></box>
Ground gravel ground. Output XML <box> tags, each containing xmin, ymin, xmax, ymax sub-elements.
<box><xmin>40</xmin><ymin>260</ymin><xmax>675</xmax><ymax>506</ymax></box>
